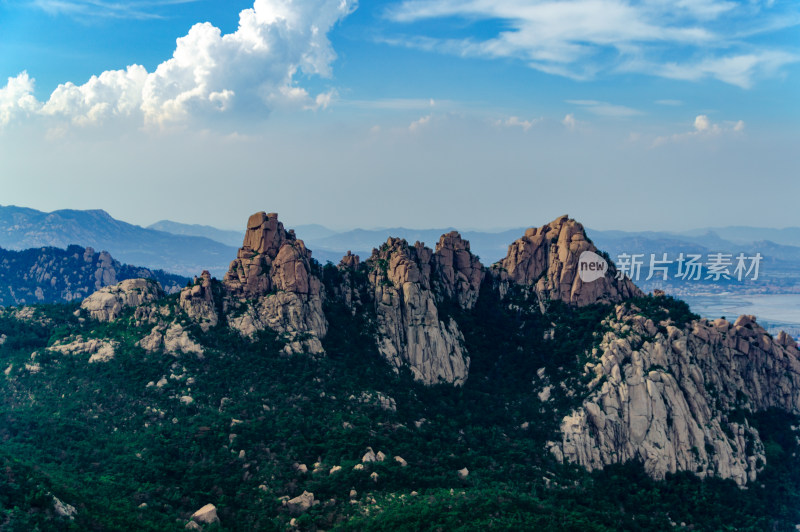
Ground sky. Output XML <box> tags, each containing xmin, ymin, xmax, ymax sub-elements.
<box><xmin>0</xmin><ymin>0</ymin><xmax>798</xmax><ymax>232</ymax></box>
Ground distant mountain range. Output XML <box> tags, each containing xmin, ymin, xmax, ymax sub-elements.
<box><xmin>0</xmin><ymin>206</ymin><xmax>237</xmax><ymax>277</ymax></box>
<box><xmin>3</xmin><ymin>205</ymin><xmax>799</xmax><ymax>295</ymax></box>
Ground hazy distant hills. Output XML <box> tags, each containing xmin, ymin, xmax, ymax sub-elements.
<box><xmin>0</xmin><ymin>244</ymin><xmax>188</xmax><ymax>306</ymax></box>
<box><xmin>0</xmin><ymin>206</ymin><xmax>237</xmax><ymax>277</ymax></box>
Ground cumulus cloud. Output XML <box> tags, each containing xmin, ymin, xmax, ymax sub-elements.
<box><xmin>653</xmin><ymin>114</ymin><xmax>745</xmax><ymax>146</ymax></box>
<box><xmin>385</xmin><ymin>0</ymin><xmax>799</xmax><ymax>87</ymax></box>
<box><xmin>0</xmin><ymin>72</ymin><xmax>40</xmax><ymax>126</ymax></box>
<box><xmin>0</xmin><ymin>0</ymin><xmax>356</xmax><ymax>128</ymax></box>
<box><xmin>562</xmin><ymin>113</ymin><xmax>577</xmax><ymax>130</ymax></box>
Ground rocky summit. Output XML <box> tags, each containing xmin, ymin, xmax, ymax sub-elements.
<box><xmin>2</xmin><ymin>211</ymin><xmax>800</xmax><ymax>530</ymax></box>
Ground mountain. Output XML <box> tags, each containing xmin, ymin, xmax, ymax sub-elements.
<box><xmin>0</xmin><ymin>205</ymin><xmax>237</xmax><ymax>277</ymax></box>
<box><xmin>147</xmin><ymin>220</ymin><xmax>245</xmax><ymax>248</ymax></box>
<box><xmin>0</xmin><ymin>244</ymin><xmax>188</xmax><ymax>306</ymax></box>
<box><xmin>2</xmin><ymin>211</ymin><xmax>800</xmax><ymax>530</ymax></box>
<box><xmin>683</xmin><ymin>226</ymin><xmax>800</xmax><ymax>247</ymax></box>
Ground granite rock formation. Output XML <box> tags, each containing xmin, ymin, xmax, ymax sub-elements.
<box><xmin>549</xmin><ymin>306</ymin><xmax>800</xmax><ymax>485</ymax></box>
<box><xmin>365</xmin><ymin>238</ymin><xmax>469</xmax><ymax>385</ymax></box>
<box><xmin>81</xmin><ymin>278</ymin><xmax>165</xmax><ymax>322</ymax></box>
<box><xmin>222</xmin><ymin>213</ymin><xmax>327</xmax><ymax>354</ymax></box>
<box><xmin>432</xmin><ymin>231</ymin><xmax>484</xmax><ymax>310</ymax></box>
<box><xmin>491</xmin><ymin>215</ymin><xmax>642</xmax><ymax>306</ymax></box>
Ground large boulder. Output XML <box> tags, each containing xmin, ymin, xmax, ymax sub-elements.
<box><xmin>190</xmin><ymin>503</ymin><xmax>220</xmax><ymax>525</ymax></box>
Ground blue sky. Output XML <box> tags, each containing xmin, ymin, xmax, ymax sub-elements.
<box><xmin>0</xmin><ymin>0</ymin><xmax>798</xmax><ymax>232</ymax></box>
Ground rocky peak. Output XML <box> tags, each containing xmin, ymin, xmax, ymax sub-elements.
<box><xmin>365</xmin><ymin>237</ymin><xmax>468</xmax><ymax>385</ymax></box>
<box><xmin>492</xmin><ymin>215</ymin><xmax>642</xmax><ymax>306</ymax></box>
<box><xmin>339</xmin><ymin>251</ymin><xmax>360</xmax><ymax>270</ymax></box>
<box><xmin>432</xmin><ymin>231</ymin><xmax>484</xmax><ymax>309</ymax></box>
<box><xmin>223</xmin><ymin>212</ymin><xmax>312</xmax><ymax>298</ymax></box>
<box><xmin>242</xmin><ymin>212</ymin><xmax>290</xmax><ymax>259</ymax></box>
<box><xmin>220</xmin><ymin>212</ymin><xmax>327</xmax><ymax>354</ymax></box>
<box><xmin>179</xmin><ymin>270</ymin><xmax>218</xmax><ymax>331</ymax></box>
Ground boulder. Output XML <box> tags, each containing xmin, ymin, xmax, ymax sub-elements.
<box><xmin>286</xmin><ymin>491</ymin><xmax>317</xmax><ymax>515</ymax></box>
<box><xmin>81</xmin><ymin>279</ymin><xmax>165</xmax><ymax>322</ymax></box>
<box><xmin>190</xmin><ymin>503</ymin><xmax>220</xmax><ymax>525</ymax></box>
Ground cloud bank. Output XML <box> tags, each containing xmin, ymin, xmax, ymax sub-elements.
<box><xmin>386</xmin><ymin>0</ymin><xmax>799</xmax><ymax>87</ymax></box>
<box><xmin>0</xmin><ymin>0</ymin><xmax>356</xmax><ymax>128</ymax></box>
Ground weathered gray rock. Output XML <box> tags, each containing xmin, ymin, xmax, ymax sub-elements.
<box><xmin>549</xmin><ymin>305</ymin><xmax>800</xmax><ymax>485</ymax></box>
<box><xmin>366</xmin><ymin>237</ymin><xmax>469</xmax><ymax>385</ymax></box>
<box><xmin>81</xmin><ymin>279</ymin><xmax>165</xmax><ymax>322</ymax></box>
<box><xmin>491</xmin><ymin>215</ymin><xmax>641</xmax><ymax>307</ymax></box>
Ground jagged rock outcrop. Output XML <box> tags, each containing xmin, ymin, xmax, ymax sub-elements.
<box><xmin>432</xmin><ymin>231</ymin><xmax>484</xmax><ymax>310</ymax></box>
<box><xmin>139</xmin><ymin>323</ymin><xmax>204</xmax><ymax>357</ymax></box>
<box><xmin>222</xmin><ymin>212</ymin><xmax>327</xmax><ymax>354</ymax></box>
<box><xmin>81</xmin><ymin>279</ymin><xmax>165</xmax><ymax>322</ymax></box>
<box><xmin>332</xmin><ymin>251</ymin><xmax>364</xmax><ymax>314</ymax></box>
<box><xmin>47</xmin><ymin>336</ymin><xmax>118</xmax><ymax>363</ymax></box>
<box><xmin>549</xmin><ymin>305</ymin><xmax>800</xmax><ymax>485</ymax></box>
<box><xmin>366</xmin><ymin>238</ymin><xmax>469</xmax><ymax>385</ymax></box>
<box><xmin>492</xmin><ymin>215</ymin><xmax>642</xmax><ymax>306</ymax></box>
<box><xmin>179</xmin><ymin>270</ymin><xmax>218</xmax><ymax>331</ymax></box>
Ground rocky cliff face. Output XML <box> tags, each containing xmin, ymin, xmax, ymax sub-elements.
<box><xmin>365</xmin><ymin>238</ymin><xmax>470</xmax><ymax>386</ymax></box>
<box><xmin>221</xmin><ymin>212</ymin><xmax>327</xmax><ymax>354</ymax></box>
<box><xmin>432</xmin><ymin>231</ymin><xmax>484</xmax><ymax>310</ymax></box>
<box><xmin>491</xmin><ymin>215</ymin><xmax>642</xmax><ymax>306</ymax></box>
<box><xmin>549</xmin><ymin>303</ymin><xmax>800</xmax><ymax>485</ymax></box>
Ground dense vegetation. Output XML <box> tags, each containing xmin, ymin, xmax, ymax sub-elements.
<box><xmin>0</xmin><ymin>281</ymin><xmax>799</xmax><ymax>530</ymax></box>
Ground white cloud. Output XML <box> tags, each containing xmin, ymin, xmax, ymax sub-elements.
<box><xmin>0</xmin><ymin>0</ymin><xmax>356</xmax><ymax>128</ymax></box>
<box><xmin>655</xmin><ymin>99</ymin><xmax>683</xmax><ymax>106</ymax></box>
<box><xmin>409</xmin><ymin>114</ymin><xmax>431</xmax><ymax>131</ymax></box>
<box><xmin>656</xmin><ymin>50</ymin><xmax>798</xmax><ymax>88</ymax></box>
<box><xmin>386</xmin><ymin>0</ymin><xmax>799</xmax><ymax>87</ymax></box>
<box><xmin>32</xmin><ymin>0</ymin><xmax>207</xmax><ymax>20</ymax></box>
<box><xmin>565</xmin><ymin>99</ymin><xmax>641</xmax><ymax>117</ymax></box>
<box><xmin>652</xmin><ymin>114</ymin><xmax>744</xmax><ymax>145</ymax></box>
<box><xmin>0</xmin><ymin>72</ymin><xmax>40</xmax><ymax>126</ymax></box>
<box><xmin>562</xmin><ymin>113</ymin><xmax>577</xmax><ymax>130</ymax></box>
<box><xmin>494</xmin><ymin>116</ymin><xmax>540</xmax><ymax>131</ymax></box>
